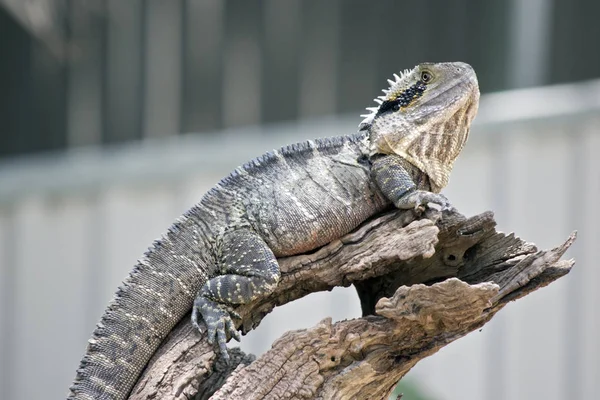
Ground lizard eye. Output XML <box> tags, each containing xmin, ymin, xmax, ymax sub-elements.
<box><xmin>420</xmin><ymin>70</ymin><xmax>433</xmax><ymax>83</ymax></box>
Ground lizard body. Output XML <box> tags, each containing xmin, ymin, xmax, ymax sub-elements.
<box><xmin>68</xmin><ymin>62</ymin><xmax>479</xmax><ymax>399</ymax></box>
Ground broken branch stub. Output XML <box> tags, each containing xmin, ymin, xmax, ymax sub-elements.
<box><xmin>130</xmin><ymin>209</ymin><xmax>575</xmax><ymax>400</ymax></box>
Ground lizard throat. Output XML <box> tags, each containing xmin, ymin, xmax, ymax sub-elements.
<box><xmin>408</xmin><ymin>104</ymin><xmax>473</xmax><ymax>190</ymax></box>
<box><xmin>374</xmin><ymin>100</ymin><xmax>474</xmax><ymax>192</ymax></box>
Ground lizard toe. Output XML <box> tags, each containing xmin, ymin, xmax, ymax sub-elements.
<box><xmin>191</xmin><ymin>304</ymin><xmax>203</xmax><ymax>332</ymax></box>
<box><xmin>229</xmin><ymin>309</ymin><xmax>242</xmax><ymax>321</ymax></box>
<box><xmin>226</xmin><ymin>318</ymin><xmax>241</xmax><ymax>342</ymax></box>
<box><xmin>216</xmin><ymin>328</ymin><xmax>231</xmax><ymax>363</ymax></box>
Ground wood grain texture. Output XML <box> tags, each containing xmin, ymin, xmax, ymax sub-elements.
<box><xmin>129</xmin><ymin>209</ymin><xmax>575</xmax><ymax>400</ymax></box>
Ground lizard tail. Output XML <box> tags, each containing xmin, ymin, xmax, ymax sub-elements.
<box><xmin>67</xmin><ymin>216</ymin><xmax>210</xmax><ymax>400</ymax></box>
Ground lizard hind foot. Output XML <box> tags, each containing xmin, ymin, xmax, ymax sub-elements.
<box><xmin>192</xmin><ymin>297</ymin><xmax>241</xmax><ymax>362</ymax></box>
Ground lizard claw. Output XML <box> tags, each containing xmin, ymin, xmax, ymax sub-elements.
<box><xmin>413</xmin><ymin>204</ymin><xmax>426</xmax><ymax>215</ymax></box>
<box><xmin>192</xmin><ymin>297</ymin><xmax>240</xmax><ymax>362</ymax></box>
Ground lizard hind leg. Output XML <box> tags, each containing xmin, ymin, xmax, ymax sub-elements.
<box><xmin>191</xmin><ymin>228</ymin><xmax>280</xmax><ymax>362</ymax></box>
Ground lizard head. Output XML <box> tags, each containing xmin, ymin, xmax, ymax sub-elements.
<box><xmin>359</xmin><ymin>62</ymin><xmax>480</xmax><ymax>191</ymax></box>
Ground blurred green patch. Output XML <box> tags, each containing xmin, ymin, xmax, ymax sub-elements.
<box><xmin>390</xmin><ymin>378</ymin><xmax>436</xmax><ymax>400</ymax></box>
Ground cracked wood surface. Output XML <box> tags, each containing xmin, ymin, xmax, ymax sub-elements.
<box><xmin>129</xmin><ymin>209</ymin><xmax>575</xmax><ymax>400</ymax></box>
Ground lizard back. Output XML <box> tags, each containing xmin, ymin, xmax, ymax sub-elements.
<box><xmin>221</xmin><ymin>133</ymin><xmax>391</xmax><ymax>256</ymax></box>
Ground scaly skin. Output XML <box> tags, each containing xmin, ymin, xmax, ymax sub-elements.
<box><xmin>68</xmin><ymin>61</ymin><xmax>479</xmax><ymax>400</ymax></box>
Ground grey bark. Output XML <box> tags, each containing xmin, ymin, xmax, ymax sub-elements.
<box><xmin>129</xmin><ymin>209</ymin><xmax>575</xmax><ymax>400</ymax></box>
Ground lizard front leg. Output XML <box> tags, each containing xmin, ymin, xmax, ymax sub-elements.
<box><xmin>191</xmin><ymin>228</ymin><xmax>280</xmax><ymax>362</ymax></box>
<box><xmin>371</xmin><ymin>154</ymin><xmax>453</xmax><ymax>211</ymax></box>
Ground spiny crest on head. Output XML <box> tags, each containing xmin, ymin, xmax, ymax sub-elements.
<box><xmin>359</xmin><ymin>67</ymin><xmax>415</xmax><ymax>127</ymax></box>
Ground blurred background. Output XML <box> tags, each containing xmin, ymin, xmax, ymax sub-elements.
<box><xmin>0</xmin><ymin>0</ymin><xmax>599</xmax><ymax>399</ymax></box>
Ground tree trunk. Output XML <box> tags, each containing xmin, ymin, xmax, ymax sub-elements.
<box><xmin>129</xmin><ymin>209</ymin><xmax>575</xmax><ymax>400</ymax></box>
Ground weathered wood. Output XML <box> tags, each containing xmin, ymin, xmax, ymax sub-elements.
<box><xmin>129</xmin><ymin>209</ymin><xmax>575</xmax><ymax>400</ymax></box>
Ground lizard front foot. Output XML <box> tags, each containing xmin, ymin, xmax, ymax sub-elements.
<box><xmin>395</xmin><ymin>190</ymin><xmax>456</xmax><ymax>212</ymax></box>
<box><xmin>192</xmin><ymin>297</ymin><xmax>241</xmax><ymax>363</ymax></box>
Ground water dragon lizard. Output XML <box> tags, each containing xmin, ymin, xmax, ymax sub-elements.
<box><xmin>68</xmin><ymin>61</ymin><xmax>480</xmax><ymax>399</ymax></box>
